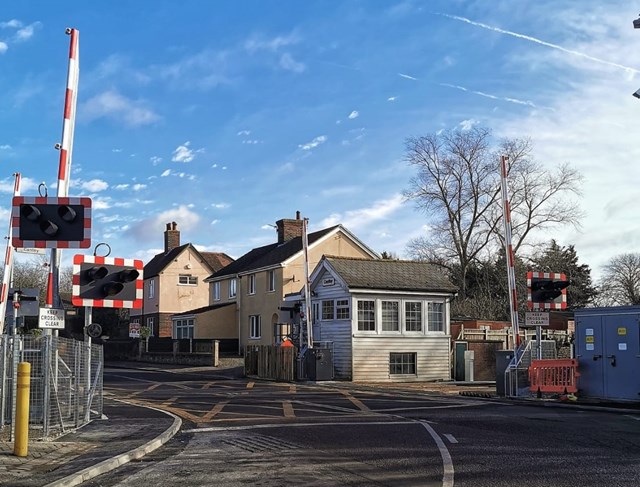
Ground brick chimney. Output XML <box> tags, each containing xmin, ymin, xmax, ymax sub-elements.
<box><xmin>276</xmin><ymin>211</ymin><xmax>304</xmax><ymax>244</ymax></box>
<box><xmin>164</xmin><ymin>221</ymin><xmax>180</xmax><ymax>253</ymax></box>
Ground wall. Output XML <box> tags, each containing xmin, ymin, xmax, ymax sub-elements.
<box><xmin>466</xmin><ymin>341</ymin><xmax>503</xmax><ymax>381</ymax></box>
<box><xmin>195</xmin><ymin>304</ymin><xmax>237</xmax><ymax>339</ymax></box>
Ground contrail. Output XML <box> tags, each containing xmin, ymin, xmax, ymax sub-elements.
<box><xmin>439</xmin><ymin>13</ymin><xmax>640</xmax><ymax>74</ymax></box>
<box><xmin>398</xmin><ymin>73</ymin><xmax>418</xmax><ymax>80</ymax></box>
<box><xmin>440</xmin><ymin>83</ymin><xmax>543</xmax><ymax>108</ymax></box>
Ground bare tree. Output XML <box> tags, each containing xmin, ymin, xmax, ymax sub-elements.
<box><xmin>597</xmin><ymin>253</ymin><xmax>640</xmax><ymax>306</ymax></box>
<box><xmin>404</xmin><ymin>126</ymin><xmax>583</xmax><ymax>298</ymax></box>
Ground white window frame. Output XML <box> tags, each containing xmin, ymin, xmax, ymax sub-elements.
<box><xmin>404</xmin><ymin>301</ymin><xmax>423</xmax><ymax>333</ymax></box>
<box><xmin>248</xmin><ymin>274</ymin><xmax>256</xmax><ymax>295</ymax></box>
<box><xmin>336</xmin><ymin>299</ymin><xmax>350</xmax><ymax>320</ymax></box>
<box><xmin>229</xmin><ymin>278</ymin><xmax>237</xmax><ymax>298</ymax></box>
<box><xmin>357</xmin><ymin>299</ymin><xmax>376</xmax><ymax>332</ymax></box>
<box><xmin>249</xmin><ymin>315</ymin><xmax>261</xmax><ymax>339</ymax></box>
<box><xmin>174</xmin><ymin>318</ymin><xmax>194</xmax><ymax>339</ymax></box>
<box><xmin>267</xmin><ymin>270</ymin><xmax>276</xmax><ymax>292</ymax></box>
<box><xmin>179</xmin><ymin>274</ymin><xmax>198</xmax><ymax>286</ymax></box>
<box><xmin>427</xmin><ymin>302</ymin><xmax>445</xmax><ymax>333</ymax></box>
<box><xmin>148</xmin><ymin>279</ymin><xmax>155</xmax><ymax>299</ymax></box>
<box><xmin>213</xmin><ymin>281</ymin><xmax>221</xmax><ymax>301</ymax></box>
<box><xmin>312</xmin><ymin>302</ymin><xmax>320</xmax><ymax>323</ymax></box>
<box><xmin>381</xmin><ymin>300</ymin><xmax>400</xmax><ymax>332</ymax></box>
<box><xmin>321</xmin><ymin>300</ymin><xmax>335</xmax><ymax>321</ymax></box>
<box><xmin>146</xmin><ymin>317</ymin><xmax>155</xmax><ymax>336</ymax></box>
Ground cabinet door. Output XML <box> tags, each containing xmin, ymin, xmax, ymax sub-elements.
<box><xmin>602</xmin><ymin>315</ymin><xmax>640</xmax><ymax>400</ymax></box>
<box><xmin>575</xmin><ymin>317</ymin><xmax>605</xmax><ymax>398</ymax></box>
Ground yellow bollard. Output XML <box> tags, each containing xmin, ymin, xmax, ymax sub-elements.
<box><xmin>13</xmin><ymin>362</ymin><xmax>31</xmax><ymax>457</ymax></box>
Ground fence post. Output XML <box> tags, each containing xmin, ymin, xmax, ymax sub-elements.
<box><xmin>43</xmin><ymin>335</ymin><xmax>52</xmax><ymax>437</ymax></box>
<box><xmin>213</xmin><ymin>340</ymin><xmax>219</xmax><ymax>367</ymax></box>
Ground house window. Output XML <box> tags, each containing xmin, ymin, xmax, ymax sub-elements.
<box><xmin>249</xmin><ymin>315</ymin><xmax>261</xmax><ymax>339</ymax></box>
<box><xmin>146</xmin><ymin>317</ymin><xmax>155</xmax><ymax>336</ymax></box>
<box><xmin>213</xmin><ymin>282</ymin><xmax>221</xmax><ymax>301</ymax></box>
<box><xmin>357</xmin><ymin>300</ymin><xmax>376</xmax><ymax>331</ymax></box>
<box><xmin>312</xmin><ymin>302</ymin><xmax>320</xmax><ymax>322</ymax></box>
<box><xmin>268</xmin><ymin>270</ymin><xmax>275</xmax><ymax>292</ymax></box>
<box><xmin>229</xmin><ymin>278</ymin><xmax>237</xmax><ymax>298</ymax></box>
<box><xmin>175</xmin><ymin>318</ymin><xmax>194</xmax><ymax>339</ymax></box>
<box><xmin>381</xmin><ymin>301</ymin><xmax>400</xmax><ymax>331</ymax></box>
<box><xmin>179</xmin><ymin>274</ymin><xmax>197</xmax><ymax>285</ymax></box>
<box><xmin>428</xmin><ymin>302</ymin><xmax>445</xmax><ymax>332</ymax></box>
<box><xmin>389</xmin><ymin>353</ymin><xmax>417</xmax><ymax>375</ymax></box>
<box><xmin>405</xmin><ymin>302</ymin><xmax>422</xmax><ymax>332</ymax></box>
<box><xmin>336</xmin><ymin>299</ymin><xmax>350</xmax><ymax>320</ymax></box>
<box><xmin>248</xmin><ymin>274</ymin><xmax>256</xmax><ymax>295</ymax></box>
<box><xmin>148</xmin><ymin>279</ymin><xmax>155</xmax><ymax>299</ymax></box>
<box><xmin>321</xmin><ymin>300</ymin><xmax>334</xmax><ymax>320</ymax></box>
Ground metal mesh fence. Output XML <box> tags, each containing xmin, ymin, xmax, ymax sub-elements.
<box><xmin>0</xmin><ymin>334</ymin><xmax>103</xmax><ymax>440</ymax></box>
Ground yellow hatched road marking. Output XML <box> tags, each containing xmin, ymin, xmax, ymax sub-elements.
<box><xmin>162</xmin><ymin>396</ymin><xmax>178</xmax><ymax>406</ymax></box>
<box><xmin>247</xmin><ymin>382</ymin><xmax>255</xmax><ymax>389</ymax></box>
<box><xmin>283</xmin><ymin>400</ymin><xmax>295</xmax><ymax>418</ymax></box>
<box><xmin>201</xmin><ymin>382</ymin><xmax>216</xmax><ymax>389</ymax></box>
<box><xmin>202</xmin><ymin>401</ymin><xmax>229</xmax><ymax>422</ymax></box>
<box><xmin>341</xmin><ymin>391</ymin><xmax>370</xmax><ymax>412</ymax></box>
<box><xmin>289</xmin><ymin>385</ymin><xmax>296</xmax><ymax>394</ymax></box>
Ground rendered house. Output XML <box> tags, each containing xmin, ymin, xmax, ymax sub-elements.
<box><xmin>130</xmin><ymin>222</ymin><xmax>233</xmax><ymax>337</ymax></box>
<box><xmin>202</xmin><ymin>212</ymin><xmax>378</xmax><ymax>351</ymax></box>
<box><xmin>306</xmin><ymin>255</ymin><xmax>457</xmax><ymax>381</ymax></box>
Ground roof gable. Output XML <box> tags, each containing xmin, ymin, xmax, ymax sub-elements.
<box><xmin>144</xmin><ymin>244</ymin><xmax>233</xmax><ymax>279</ymax></box>
<box><xmin>319</xmin><ymin>256</ymin><xmax>458</xmax><ymax>294</ymax></box>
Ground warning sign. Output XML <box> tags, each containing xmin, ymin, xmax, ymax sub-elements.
<box><xmin>38</xmin><ymin>308</ymin><xmax>65</xmax><ymax>329</ymax></box>
<box><xmin>586</xmin><ymin>336</ymin><xmax>594</xmax><ymax>343</ymax></box>
<box><xmin>525</xmin><ymin>312</ymin><xmax>550</xmax><ymax>327</ymax></box>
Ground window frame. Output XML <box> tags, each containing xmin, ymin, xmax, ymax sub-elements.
<box><xmin>389</xmin><ymin>352</ymin><xmax>417</xmax><ymax>375</ymax></box>
<box><xmin>357</xmin><ymin>299</ymin><xmax>376</xmax><ymax>332</ymax></box>
<box><xmin>427</xmin><ymin>302</ymin><xmax>445</xmax><ymax>333</ymax></box>
<box><xmin>404</xmin><ymin>301</ymin><xmax>423</xmax><ymax>333</ymax></box>
<box><xmin>146</xmin><ymin>317</ymin><xmax>155</xmax><ymax>336</ymax></box>
<box><xmin>248</xmin><ymin>274</ymin><xmax>256</xmax><ymax>295</ymax></box>
<box><xmin>321</xmin><ymin>300</ymin><xmax>335</xmax><ymax>321</ymax></box>
<box><xmin>178</xmin><ymin>274</ymin><xmax>198</xmax><ymax>286</ymax></box>
<box><xmin>148</xmin><ymin>278</ymin><xmax>155</xmax><ymax>299</ymax></box>
<box><xmin>249</xmin><ymin>315</ymin><xmax>261</xmax><ymax>339</ymax></box>
<box><xmin>267</xmin><ymin>270</ymin><xmax>276</xmax><ymax>292</ymax></box>
<box><xmin>229</xmin><ymin>278</ymin><xmax>237</xmax><ymax>298</ymax></box>
<box><xmin>381</xmin><ymin>300</ymin><xmax>400</xmax><ymax>332</ymax></box>
<box><xmin>213</xmin><ymin>281</ymin><xmax>221</xmax><ymax>301</ymax></box>
<box><xmin>335</xmin><ymin>299</ymin><xmax>350</xmax><ymax>320</ymax></box>
<box><xmin>174</xmin><ymin>318</ymin><xmax>194</xmax><ymax>339</ymax></box>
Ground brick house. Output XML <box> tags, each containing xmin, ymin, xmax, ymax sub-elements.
<box><xmin>129</xmin><ymin>222</ymin><xmax>233</xmax><ymax>337</ymax></box>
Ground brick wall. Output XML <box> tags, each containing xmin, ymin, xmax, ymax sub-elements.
<box><xmin>467</xmin><ymin>340</ymin><xmax>503</xmax><ymax>381</ymax></box>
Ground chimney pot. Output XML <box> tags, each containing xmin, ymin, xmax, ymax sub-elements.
<box><xmin>275</xmin><ymin>213</ymin><xmax>304</xmax><ymax>244</ymax></box>
<box><xmin>164</xmin><ymin>222</ymin><xmax>181</xmax><ymax>253</ymax></box>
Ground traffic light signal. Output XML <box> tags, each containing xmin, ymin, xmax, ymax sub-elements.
<box><xmin>527</xmin><ymin>271</ymin><xmax>570</xmax><ymax>310</ymax></box>
<box><xmin>11</xmin><ymin>196</ymin><xmax>91</xmax><ymax>249</ymax></box>
<box><xmin>72</xmin><ymin>254</ymin><xmax>143</xmax><ymax>308</ymax></box>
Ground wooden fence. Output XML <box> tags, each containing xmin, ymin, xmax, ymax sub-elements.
<box><xmin>245</xmin><ymin>345</ymin><xmax>297</xmax><ymax>382</ymax></box>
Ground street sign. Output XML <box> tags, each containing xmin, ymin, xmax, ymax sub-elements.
<box><xmin>38</xmin><ymin>307</ymin><xmax>65</xmax><ymax>329</ymax></box>
<box><xmin>85</xmin><ymin>323</ymin><xmax>102</xmax><ymax>338</ymax></box>
<box><xmin>15</xmin><ymin>247</ymin><xmax>47</xmax><ymax>256</ymax></box>
<box><xmin>525</xmin><ymin>311</ymin><xmax>550</xmax><ymax>327</ymax></box>
<box><xmin>129</xmin><ymin>322</ymin><xmax>141</xmax><ymax>338</ymax></box>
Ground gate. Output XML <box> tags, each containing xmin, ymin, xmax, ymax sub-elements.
<box><xmin>0</xmin><ymin>334</ymin><xmax>103</xmax><ymax>440</ymax></box>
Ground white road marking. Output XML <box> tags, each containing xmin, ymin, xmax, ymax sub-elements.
<box><xmin>184</xmin><ymin>420</ymin><xmax>417</xmax><ymax>433</ymax></box>
<box><xmin>624</xmin><ymin>414</ymin><xmax>640</xmax><ymax>421</ymax></box>
<box><xmin>421</xmin><ymin>421</ymin><xmax>454</xmax><ymax>487</ymax></box>
<box><xmin>443</xmin><ymin>434</ymin><xmax>458</xmax><ymax>444</ymax></box>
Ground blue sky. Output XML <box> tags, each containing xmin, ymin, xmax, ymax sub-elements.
<box><xmin>1</xmin><ymin>1</ymin><xmax>639</xmax><ymax>280</ymax></box>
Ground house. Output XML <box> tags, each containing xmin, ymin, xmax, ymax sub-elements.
<box><xmin>198</xmin><ymin>212</ymin><xmax>379</xmax><ymax>352</ymax></box>
<box><xmin>129</xmin><ymin>222</ymin><xmax>233</xmax><ymax>337</ymax></box>
<box><xmin>305</xmin><ymin>255</ymin><xmax>457</xmax><ymax>382</ymax></box>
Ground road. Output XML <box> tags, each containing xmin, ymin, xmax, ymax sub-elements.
<box><xmin>84</xmin><ymin>365</ymin><xmax>640</xmax><ymax>486</ymax></box>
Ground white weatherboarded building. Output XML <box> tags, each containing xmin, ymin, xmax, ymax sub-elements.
<box><xmin>308</xmin><ymin>256</ymin><xmax>457</xmax><ymax>382</ymax></box>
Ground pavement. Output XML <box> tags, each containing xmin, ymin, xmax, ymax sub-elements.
<box><xmin>0</xmin><ymin>362</ymin><xmax>638</xmax><ymax>487</ymax></box>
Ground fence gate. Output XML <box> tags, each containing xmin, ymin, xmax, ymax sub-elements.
<box><xmin>0</xmin><ymin>334</ymin><xmax>103</xmax><ymax>440</ymax></box>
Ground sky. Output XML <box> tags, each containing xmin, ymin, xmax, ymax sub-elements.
<box><xmin>1</xmin><ymin>0</ymin><xmax>639</xmax><ymax>281</ymax></box>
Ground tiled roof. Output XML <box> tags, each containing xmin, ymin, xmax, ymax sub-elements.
<box><xmin>144</xmin><ymin>244</ymin><xmax>234</xmax><ymax>278</ymax></box>
<box><xmin>324</xmin><ymin>256</ymin><xmax>458</xmax><ymax>293</ymax></box>
<box><xmin>208</xmin><ymin>226</ymin><xmax>340</xmax><ymax>279</ymax></box>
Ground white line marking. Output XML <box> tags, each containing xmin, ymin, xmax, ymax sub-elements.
<box><xmin>443</xmin><ymin>434</ymin><xmax>458</xmax><ymax>444</ymax></box>
<box><xmin>624</xmin><ymin>414</ymin><xmax>640</xmax><ymax>421</ymax></box>
<box><xmin>184</xmin><ymin>420</ymin><xmax>416</xmax><ymax>433</ymax></box>
<box><xmin>421</xmin><ymin>421</ymin><xmax>454</xmax><ymax>487</ymax></box>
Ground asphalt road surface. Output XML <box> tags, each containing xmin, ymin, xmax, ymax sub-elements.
<box><xmin>83</xmin><ymin>365</ymin><xmax>640</xmax><ymax>487</ymax></box>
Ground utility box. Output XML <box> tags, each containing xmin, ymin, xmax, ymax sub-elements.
<box><xmin>574</xmin><ymin>306</ymin><xmax>640</xmax><ymax>402</ymax></box>
<box><xmin>306</xmin><ymin>347</ymin><xmax>334</xmax><ymax>381</ymax></box>
<box><xmin>495</xmin><ymin>350</ymin><xmax>515</xmax><ymax>397</ymax></box>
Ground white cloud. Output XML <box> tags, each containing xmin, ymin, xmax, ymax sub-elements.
<box><xmin>210</xmin><ymin>219</ymin><xmax>220</xmax><ymax>225</ymax></box>
<box><xmin>242</xmin><ymin>139</ymin><xmax>260</xmax><ymax>145</ymax></box>
<box><xmin>14</xmin><ymin>22</ymin><xmax>41</xmax><ymax>42</ymax></box>
<box><xmin>128</xmin><ymin>205</ymin><xmax>201</xmax><ymax>242</ymax></box>
<box><xmin>237</xmin><ymin>130</ymin><xmax>251</xmax><ymax>136</ymax></box>
<box><xmin>212</xmin><ymin>203</ymin><xmax>230</xmax><ymax>209</ymax></box>
<box><xmin>82</xmin><ymin>90</ymin><xmax>160</xmax><ymax>127</ymax></box>
<box><xmin>92</xmin><ymin>197</ymin><xmax>112</xmax><ymax>210</ymax></box>
<box><xmin>113</xmin><ymin>184</ymin><xmax>129</xmax><ymax>190</ymax></box>
<box><xmin>348</xmin><ymin>110</ymin><xmax>359</xmax><ymax>119</ymax></box>
<box><xmin>244</xmin><ymin>33</ymin><xmax>298</xmax><ymax>53</ymax></box>
<box><xmin>160</xmin><ymin>169</ymin><xmax>171</xmax><ymax>177</ymax></box>
<box><xmin>112</xmin><ymin>148</ymin><xmax>122</xmax><ymax>153</ymax></box>
<box><xmin>387</xmin><ymin>96</ymin><xmax>397</xmax><ymax>101</ymax></box>
<box><xmin>132</xmin><ymin>184</ymin><xmax>147</xmax><ymax>191</ymax></box>
<box><xmin>0</xmin><ymin>42</ymin><xmax>7</xmax><ymax>54</ymax></box>
<box><xmin>0</xmin><ymin>144</ymin><xmax>11</xmax><ymax>150</ymax></box>
<box><xmin>299</xmin><ymin>135</ymin><xmax>327</xmax><ymax>150</ymax></box>
<box><xmin>279</xmin><ymin>53</ymin><xmax>305</xmax><ymax>73</ymax></box>
<box><xmin>398</xmin><ymin>73</ymin><xmax>418</xmax><ymax>80</ymax></box>
<box><xmin>459</xmin><ymin>119</ymin><xmax>479</xmax><ymax>131</ymax></box>
<box><xmin>81</xmin><ymin>179</ymin><xmax>109</xmax><ymax>192</ymax></box>
<box><xmin>171</xmin><ymin>141</ymin><xmax>203</xmax><ymax>163</ymax></box>
<box><xmin>319</xmin><ymin>194</ymin><xmax>405</xmax><ymax>230</ymax></box>
<box><xmin>0</xmin><ymin>20</ymin><xmax>22</xmax><ymax>28</ymax></box>
<box><xmin>150</xmin><ymin>156</ymin><xmax>162</xmax><ymax>165</ymax></box>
